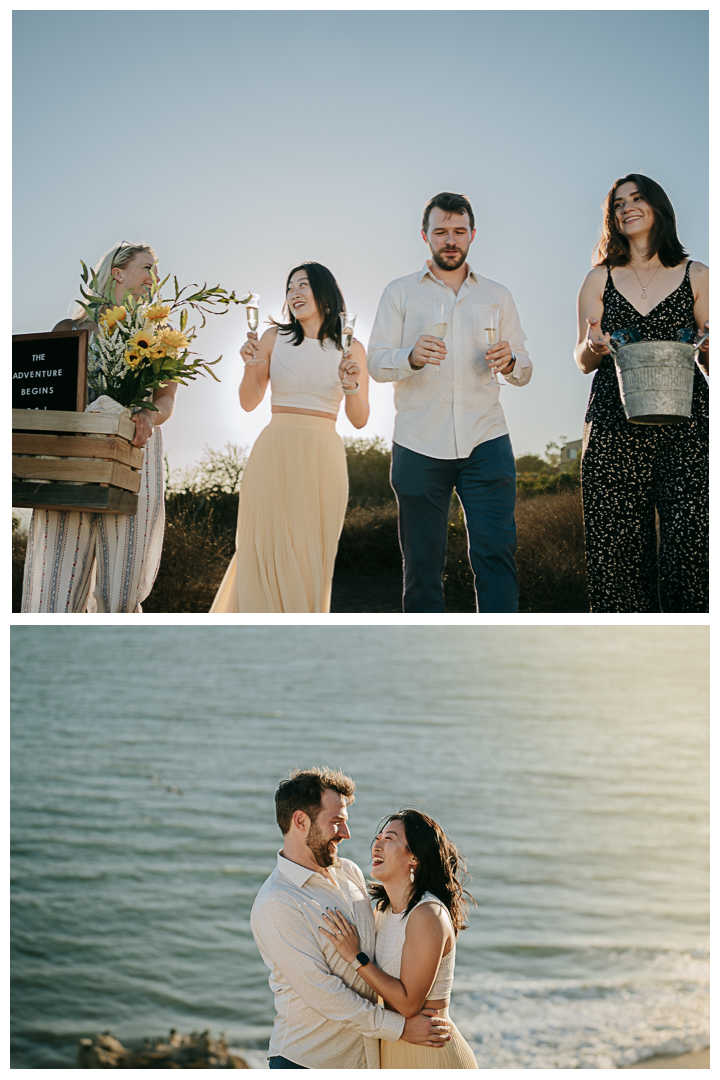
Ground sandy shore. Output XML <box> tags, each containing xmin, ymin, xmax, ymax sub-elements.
<box><xmin>623</xmin><ymin>1047</ymin><xmax>709</xmax><ymax>1068</ymax></box>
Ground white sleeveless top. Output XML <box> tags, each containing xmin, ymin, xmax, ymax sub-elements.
<box><xmin>270</xmin><ymin>330</ymin><xmax>344</xmax><ymax>415</ymax></box>
<box><xmin>374</xmin><ymin>892</ymin><xmax>456</xmax><ymax>1000</ymax></box>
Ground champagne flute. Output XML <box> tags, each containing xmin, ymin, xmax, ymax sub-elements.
<box><xmin>339</xmin><ymin>311</ymin><xmax>357</xmax><ymax>392</ymax></box>
<box><xmin>429</xmin><ymin>300</ymin><xmax>446</xmax><ymax>374</ymax></box>
<box><xmin>477</xmin><ymin>304</ymin><xmax>500</xmax><ymax>383</ymax></box>
<box><xmin>245</xmin><ymin>293</ymin><xmax>263</xmax><ymax>365</ymax></box>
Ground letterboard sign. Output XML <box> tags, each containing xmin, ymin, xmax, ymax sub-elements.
<box><xmin>12</xmin><ymin>330</ymin><xmax>88</xmax><ymax>411</ymax></box>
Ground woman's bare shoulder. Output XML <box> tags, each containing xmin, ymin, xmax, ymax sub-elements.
<box><xmin>52</xmin><ymin>318</ymin><xmax>75</xmax><ymax>332</ymax></box>
<box><xmin>688</xmin><ymin>260</ymin><xmax>708</xmax><ymax>281</ymax></box>
<box><xmin>577</xmin><ymin>264</ymin><xmax>607</xmax><ymax>302</ymax></box>
<box><xmin>584</xmin><ymin>265</ymin><xmax>608</xmax><ymax>286</ymax></box>
<box><xmin>407</xmin><ymin>899</ymin><xmax>449</xmax><ymax>930</ymax></box>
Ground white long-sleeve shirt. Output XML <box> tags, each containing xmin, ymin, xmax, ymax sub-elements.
<box><xmin>367</xmin><ymin>261</ymin><xmax>532</xmax><ymax>459</ymax></box>
<box><xmin>250</xmin><ymin>853</ymin><xmax>405</xmax><ymax>1068</ymax></box>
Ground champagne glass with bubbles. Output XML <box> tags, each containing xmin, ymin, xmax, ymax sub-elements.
<box><xmin>477</xmin><ymin>304</ymin><xmax>500</xmax><ymax>383</ymax></box>
<box><xmin>340</xmin><ymin>312</ymin><xmax>357</xmax><ymax>390</ymax></box>
<box><xmin>245</xmin><ymin>294</ymin><xmax>264</xmax><ymax>365</ymax></box>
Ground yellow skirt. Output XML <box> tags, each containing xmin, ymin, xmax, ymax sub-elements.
<box><xmin>380</xmin><ymin>1008</ymin><xmax>478</xmax><ymax>1070</ymax></box>
<box><xmin>209</xmin><ymin>413</ymin><xmax>348</xmax><ymax>613</ymax></box>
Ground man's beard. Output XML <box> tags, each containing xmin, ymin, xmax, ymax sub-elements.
<box><xmin>431</xmin><ymin>245</ymin><xmax>469</xmax><ymax>272</ymax></box>
<box><xmin>307</xmin><ymin>820</ymin><xmax>340</xmax><ymax>868</ymax></box>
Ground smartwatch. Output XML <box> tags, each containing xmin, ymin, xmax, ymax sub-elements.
<box><xmin>351</xmin><ymin>952</ymin><xmax>371</xmax><ymax>970</ymax></box>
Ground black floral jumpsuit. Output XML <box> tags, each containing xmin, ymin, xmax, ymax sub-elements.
<box><xmin>581</xmin><ymin>262</ymin><xmax>709</xmax><ymax>613</ymax></box>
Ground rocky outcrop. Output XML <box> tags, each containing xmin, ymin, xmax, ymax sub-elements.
<box><xmin>76</xmin><ymin>1029</ymin><xmax>250</xmax><ymax>1068</ymax></box>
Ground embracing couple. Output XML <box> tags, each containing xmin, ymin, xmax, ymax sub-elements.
<box><xmin>250</xmin><ymin>767</ymin><xmax>478</xmax><ymax>1069</ymax></box>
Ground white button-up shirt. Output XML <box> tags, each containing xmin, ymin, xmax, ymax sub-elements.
<box><xmin>367</xmin><ymin>261</ymin><xmax>532</xmax><ymax>460</ymax></box>
<box><xmin>250</xmin><ymin>853</ymin><xmax>405</xmax><ymax>1068</ymax></box>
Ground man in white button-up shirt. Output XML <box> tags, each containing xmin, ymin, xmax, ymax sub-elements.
<box><xmin>368</xmin><ymin>192</ymin><xmax>533</xmax><ymax>612</ymax></box>
<box><xmin>250</xmin><ymin>767</ymin><xmax>453</xmax><ymax>1068</ymax></box>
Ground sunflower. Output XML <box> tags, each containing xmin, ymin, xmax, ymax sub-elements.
<box><xmin>124</xmin><ymin>349</ymin><xmax>142</xmax><ymax>368</ymax></box>
<box><xmin>148</xmin><ymin>343</ymin><xmax>167</xmax><ymax>360</ymax></box>
<box><xmin>158</xmin><ymin>327</ymin><xmax>189</xmax><ymax>352</ymax></box>
<box><xmin>100</xmin><ymin>305</ymin><xmax>127</xmax><ymax>332</ymax></box>
<box><xmin>129</xmin><ymin>328</ymin><xmax>157</xmax><ymax>355</ymax></box>
<box><xmin>145</xmin><ymin>303</ymin><xmax>172</xmax><ymax>321</ymax></box>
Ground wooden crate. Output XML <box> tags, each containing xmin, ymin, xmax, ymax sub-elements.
<box><xmin>12</xmin><ymin>408</ymin><xmax>143</xmax><ymax>514</ymax></box>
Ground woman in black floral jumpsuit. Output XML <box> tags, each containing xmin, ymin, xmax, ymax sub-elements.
<box><xmin>575</xmin><ymin>174</ymin><xmax>709</xmax><ymax>613</ymax></box>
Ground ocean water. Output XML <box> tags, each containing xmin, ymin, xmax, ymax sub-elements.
<box><xmin>10</xmin><ymin>625</ymin><xmax>709</xmax><ymax>1068</ymax></box>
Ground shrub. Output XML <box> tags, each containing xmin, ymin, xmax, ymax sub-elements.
<box><xmin>334</xmin><ymin>501</ymin><xmax>402</xmax><ymax>574</ymax></box>
<box><xmin>168</xmin><ymin>443</ymin><xmax>247</xmax><ymax>495</ymax></box>
<box><xmin>442</xmin><ymin>490</ymin><xmax>588</xmax><ymax>613</ymax></box>
<box><xmin>517</xmin><ymin>471</ymin><xmax>580</xmax><ymax>499</ymax></box>
<box><xmin>344</xmin><ymin>437</ymin><xmax>394</xmax><ymax>507</ymax></box>
<box><xmin>515</xmin><ymin>453</ymin><xmax>552</xmax><ymax>475</ymax></box>
<box><xmin>515</xmin><ymin>489</ymin><xmax>588</xmax><ymax>611</ymax></box>
<box><xmin>13</xmin><ymin>440</ymin><xmax>589</xmax><ymax>614</ymax></box>
<box><xmin>142</xmin><ymin>518</ymin><xmax>234</xmax><ymax>614</ymax></box>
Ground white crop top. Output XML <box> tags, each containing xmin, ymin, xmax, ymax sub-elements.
<box><xmin>270</xmin><ymin>330</ymin><xmax>344</xmax><ymax>415</ymax></box>
<box><xmin>374</xmin><ymin>892</ymin><xmax>456</xmax><ymax>1000</ymax></box>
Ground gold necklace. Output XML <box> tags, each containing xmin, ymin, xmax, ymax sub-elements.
<box><xmin>629</xmin><ymin>262</ymin><xmax>661</xmax><ymax>300</ymax></box>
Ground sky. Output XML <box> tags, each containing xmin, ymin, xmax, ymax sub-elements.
<box><xmin>13</xmin><ymin>8</ymin><xmax>709</xmax><ymax>476</ymax></box>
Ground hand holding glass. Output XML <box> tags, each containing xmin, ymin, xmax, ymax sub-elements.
<box><xmin>427</xmin><ymin>301</ymin><xmax>446</xmax><ymax>373</ymax></box>
<box><xmin>244</xmin><ymin>294</ymin><xmax>264</xmax><ymax>365</ymax></box>
<box><xmin>340</xmin><ymin>312</ymin><xmax>359</xmax><ymax>392</ymax></box>
<box><xmin>477</xmin><ymin>304</ymin><xmax>500</xmax><ymax>382</ymax></box>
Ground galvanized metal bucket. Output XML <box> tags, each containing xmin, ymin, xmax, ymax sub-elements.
<box><xmin>613</xmin><ymin>341</ymin><xmax>695</xmax><ymax>424</ymax></box>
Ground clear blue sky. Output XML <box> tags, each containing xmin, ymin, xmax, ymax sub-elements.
<box><xmin>13</xmin><ymin>9</ymin><xmax>708</xmax><ymax>474</ymax></box>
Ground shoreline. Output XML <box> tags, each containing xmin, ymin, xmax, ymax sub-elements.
<box><xmin>623</xmin><ymin>1047</ymin><xmax>709</xmax><ymax>1069</ymax></box>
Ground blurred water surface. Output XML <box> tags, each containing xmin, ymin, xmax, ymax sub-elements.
<box><xmin>11</xmin><ymin>626</ymin><xmax>709</xmax><ymax>1067</ymax></box>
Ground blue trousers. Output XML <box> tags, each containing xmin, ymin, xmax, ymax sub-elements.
<box><xmin>268</xmin><ymin>1056</ymin><xmax>307</xmax><ymax>1068</ymax></box>
<box><xmin>390</xmin><ymin>434</ymin><xmax>518</xmax><ymax>613</ymax></box>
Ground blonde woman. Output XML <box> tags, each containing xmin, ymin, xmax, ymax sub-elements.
<box><xmin>320</xmin><ymin>809</ymin><xmax>479</xmax><ymax>1069</ymax></box>
<box><xmin>21</xmin><ymin>242</ymin><xmax>176</xmax><ymax>612</ymax></box>
<box><xmin>210</xmin><ymin>261</ymin><xmax>369</xmax><ymax>613</ymax></box>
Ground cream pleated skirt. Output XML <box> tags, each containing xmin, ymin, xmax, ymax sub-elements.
<box><xmin>380</xmin><ymin>1008</ymin><xmax>478</xmax><ymax>1069</ymax></box>
<box><xmin>210</xmin><ymin>413</ymin><xmax>348</xmax><ymax>613</ymax></box>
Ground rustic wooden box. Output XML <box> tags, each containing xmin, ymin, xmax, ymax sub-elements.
<box><xmin>12</xmin><ymin>409</ymin><xmax>143</xmax><ymax>514</ymax></box>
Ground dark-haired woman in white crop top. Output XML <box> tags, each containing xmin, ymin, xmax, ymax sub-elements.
<box><xmin>210</xmin><ymin>262</ymin><xmax>369</xmax><ymax>613</ymax></box>
<box><xmin>320</xmin><ymin>809</ymin><xmax>479</xmax><ymax>1069</ymax></box>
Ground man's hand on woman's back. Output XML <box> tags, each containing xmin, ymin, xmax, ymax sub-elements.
<box><xmin>400</xmin><ymin>1008</ymin><xmax>452</xmax><ymax>1047</ymax></box>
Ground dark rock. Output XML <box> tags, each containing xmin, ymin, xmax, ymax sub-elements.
<box><xmin>76</xmin><ymin>1029</ymin><xmax>249</xmax><ymax>1068</ymax></box>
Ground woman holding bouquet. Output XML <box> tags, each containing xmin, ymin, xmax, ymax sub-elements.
<box><xmin>22</xmin><ymin>241</ymin><xmax>175</xmax><ymax>613</ymax></box>
<box><xmin>210</xmin><ymin>262</ymin><xmax>369</xmax><ymax>612</ymax></box>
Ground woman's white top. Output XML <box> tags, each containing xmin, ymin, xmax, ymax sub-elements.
<box><xmin>374</xmin><ymin>892</ymin><xmax>456</xmax><ymax>1000</ymax></box>
<box><xmin>270</xmin><ymin>330</ymin><xmax>344</xmax><ymax>415</ymax></box>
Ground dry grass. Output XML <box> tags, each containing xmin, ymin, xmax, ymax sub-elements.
<box><xmin>443</xmin><ymin>490</ymin><xmax>588</xmax><ymax>612</ymax></box>
<box><xmin>516</xmin><ymin>490</ymin><xmax>588</xmax><ymax>611</ymax></box>
<box><xmin>12</xmin><ymin>487</ymin><xmax>589</xmax><ymax>615</ymax></box>
<box><xmin>141</xmin><ymin>519</ymin><xmax>234</xmax><ymax>614</ymax></box>
<box><xmin>334</xmin><ymin>501</ymin><xmax>402</xmax><ymax>574</ymax></box>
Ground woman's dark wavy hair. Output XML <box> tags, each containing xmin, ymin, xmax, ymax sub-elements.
<box><xmin>593</xmin><ymin>173</ymin><xmax>689</xmax><ymax>269</ymax></box>
<box><xmin>271</xmin><ymin>262</ymin><xmax>346</xmax><ymax>349</ymax></box>
<box><xmin>368</xmin><ymin>808</ymin><xmax>475</xmax><ymax>936</ymax></box>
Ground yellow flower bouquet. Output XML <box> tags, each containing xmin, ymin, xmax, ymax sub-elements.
<box><xmin>76</xmin><ymin>262</ymin><xmax>250</xmax><ymax>412</ymax></box>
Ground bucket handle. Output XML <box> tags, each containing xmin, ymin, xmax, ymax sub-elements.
<box><xmin>611</xmin><ymin>332</ymin><xmax>708</xmax><ymax>357</ymax></box>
